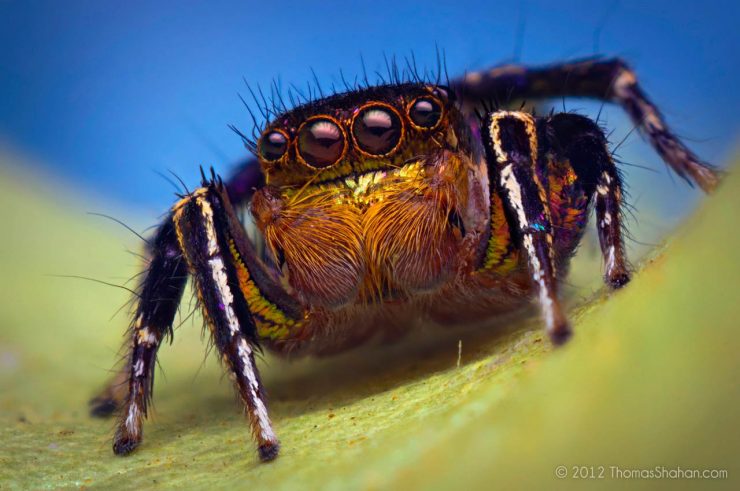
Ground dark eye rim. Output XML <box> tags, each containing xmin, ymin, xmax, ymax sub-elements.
<box><xmin>257</xmin><ymin>128</ymin><xmax>290</xmax><ymax>164</ymax></box>
<box><xmin>350</xmin><ymin>102</ymin><xmax>405</xmax><ymax>158</ymax></box>
<box><xmin>406</xmin><ymin>95</ymin><xmax>445</xmax><ymax>131</ymax></box>
<box><xmin>295</xmin><ymin>115</ymin><xmax>348</xmax><ymax>170</ymax></box>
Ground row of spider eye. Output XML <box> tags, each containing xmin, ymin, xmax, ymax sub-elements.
<box><xmin>258</xmin><ymin>96</ymin><xmax>445</xmax><ymax>169</ymax></box>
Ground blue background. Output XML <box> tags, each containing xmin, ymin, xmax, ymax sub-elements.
<box><xmin>1</xmin><ymin>0</ymin><xmax>738</xmax><ymax>219</ymax></box>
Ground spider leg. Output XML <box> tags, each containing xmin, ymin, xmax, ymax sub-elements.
<box><xmin>452</xmin><ymin>57</ymin><xmax>719</xmax><ymax>192</ymax></box>
<box><xmin>544</xmin><ymin>113</ymin><xmax>630</xmax><ymax>288</ymax></box>
<box><xmin>94</xmin><ymin>170</ymin><xmax>301</xmax><ymax>460</ymax></box>
<box><xmin>91</xmin><ymin>220</ymin><xmax>189</xmax><ymax>455</ymax></box>
<box><xmin>481</xmin><ymin>110</ymin><xmax>571</xmax><ymax>345</ymax></box>
<box><xmin>171</xmin><ymin>177</ymin><xmax>305</xmax><ymax>462</ymax></box>
<box><xmin>88</xmin><ymin>365</ymin><xmax>128</xmax><ymax>417</ymax></box>
<box><xmin>224</xmin><ymin>156</ymin><xmax>265</xmax><ymax>206</ymax></box>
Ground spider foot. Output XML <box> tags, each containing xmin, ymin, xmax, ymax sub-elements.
<box><xmin>89</xmin><ymin>396</ymin><xmax>118</xmax><ymax>418</ymax></box>
<box><xmin>607</xmin><ymin>270</ymin><xmax>631</xmax><ymax>289</ymax></box>
<box><xmin>548</xmin><ymin>317</ymin><xmax>573</xmax><ymax>346</ymax></box>
<box><xmin>546</xmin><ymin>297</ymin><xmax>572</xmax><ymax>346</ymax></box>
<box><xmin>113</xmin><ymin>432</ymin><xmax>141</xmax><ymax>456</ymax></box>
<box><xmin>258</xmin><ymin>441</ymin><xmax>281</xmax><ymax>462</ymax></box>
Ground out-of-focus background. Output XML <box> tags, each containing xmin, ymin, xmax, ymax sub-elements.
<box><xmin>1</xmin><ymin>0</ymin><xmax>738</xmax><ymax>216</ymax></box>
<box><xmin>1</xmin><ymin>1</ymin><xmax>739</xmax><ymax>489</ymax></box>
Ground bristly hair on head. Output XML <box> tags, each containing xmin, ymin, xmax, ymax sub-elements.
<box><xmin>231</xmin><ymin>50</ymin><xmax>450</xmax><ymax>156</ymax></box>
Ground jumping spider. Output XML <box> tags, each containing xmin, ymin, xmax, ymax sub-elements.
<box><xmin>90</xmin><ymin>57</ymin><xmax>719</xmax><ymax>462</ymax></box>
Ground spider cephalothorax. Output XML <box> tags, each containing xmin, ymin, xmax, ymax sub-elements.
<box><xmin>90</xmin><ymin>57</ymin><xmax>719</xmax><ymax>463</ymax></box>
<box><xmin>256</xmin><ymin>83</ymin><xmax>470</xmax><ymax>186</ymax></box>
<box><xmin>249</xmin><ymin>83</ymin><xmax>478</xmax><ymax>309</ymax></box>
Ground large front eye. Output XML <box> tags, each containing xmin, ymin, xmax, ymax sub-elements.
<box><xmin>297</xmin><ymin>118</ymin><xmax>345</xmax><ymax>168</ymax></box>
<box><xmin>409</xmin><ymin>97</ymin><xmax>443</xmax><ymax>129</ymax></box>
<box><xmin>352</xmin><ymin>105</ymin><xmax>403</xmax><ymax>155</ymax></box>
<box><xmin>258</xmin><ymin>130</ymin><xmax>288</xmax><ymax>162</ymax></box>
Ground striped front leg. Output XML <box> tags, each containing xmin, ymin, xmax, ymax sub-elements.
<box><xmin>482</xmin><ymin>111</ymin><xmax>571</xmax><ymax>345</ymax></box>
<box><xmin>172</xmin><ymin>178</ymin><xmax>303</xmax><ymax>462</ymax></box>
<box><xmin>451</xmin><ymin>58</ymin><xmax>719</xmax><ymax>193</ymax></box>
<box><xmin>109</xmin><ymin>220</ymin><xmax>189</xmax><ymax>455</ymax></box>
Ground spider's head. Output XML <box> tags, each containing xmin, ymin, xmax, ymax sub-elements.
<box><xmin>255</xmin><ymin>83</ymin><xmax>470</xmax><ymax>187</ymax></box>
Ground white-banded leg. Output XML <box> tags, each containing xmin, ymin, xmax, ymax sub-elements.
<box><xmin>594</xmin><ymin>168</ymin><xmax>630</xmax><ymax>287</ymax></box>
<box><xmin>172</xmin><ymin>182</ymin><xmax>280</xmax><ymax>461</ymax></box>
<box><xmin>545</xmin><ymin>113</ymin><xmax>630</xmax><ymax>288</ymax></box>
<box><xmin>483</xmin><ymin>110</ymin><xmax>571</xmax><ymax>344</ymax></box>
<box><xmin>452</xmin><ymin>57</ymin><xmax>719</xmax><ymax>192</ymax></box>
<box><xmin>100</xmin><ymin>220</ymin><xmax>189</xmax><ymax>455</ymax></box>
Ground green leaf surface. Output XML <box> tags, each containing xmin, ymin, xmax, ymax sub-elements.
<box><xmin>0</xmin><ymin>156</ymin><xmax>737</xmax><ymax>490</ymax></box>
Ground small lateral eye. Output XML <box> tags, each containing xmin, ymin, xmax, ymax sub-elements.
<box><xmin>352</xmin><ymin>105</ymin><xmax>403</xmax><ymax>155</ymax></box>
<box><xmin>297</xmin><ymin>118</ymin><xmax>345</xmax><ymax>168</ymax></box>
<box><xmin>409</xmin><ymin>97</ymin><xmax>443</xmax><ymax>129</ymax></box>
<box><xmin>259</xmin><ymin>130</ymin><xmax>288</xmax><ymax>162</ymax></box>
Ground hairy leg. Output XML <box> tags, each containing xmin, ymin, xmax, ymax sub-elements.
<box><xmin>482</xmin><ymin>110</ymin><xmax>571</xmax><ymax>344</ymax></box>
<box><xmin>91</xmin><ymin>220</ymin><xmax>189</xmax><ymax>455</ymax></box>
<box><xmin>89</xmin><ymin>160</ymin><xmax>262</xmax><ymax>418</ymax></box>
<box><xmin>172</xmin><ymin>176</ymin><xmax>305</xmax><ymax>461</ymax></box>
<box><xmin>89</xmin><ymin>365</ymin><xmax>128</xmax><ymax>417</ymax></box>
<box><xmin>452</xmin><ymin>57</ymin><xmax>719</xmax><ymax>192</ymax></box>
<box><xmin>224</xmin><ymin>156</ymin><xmax>264</xmax><ymax>206</ymax></box>
<box><xmin>544</xmin><ymin>113</ymin><xmax>630</xmax><ymax>288</ymax></box>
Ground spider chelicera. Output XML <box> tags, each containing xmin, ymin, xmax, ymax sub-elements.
<box><xmin>90</xmin><ymin>57</ymin><xmax>719</xmax><ymax>462</ymax></box>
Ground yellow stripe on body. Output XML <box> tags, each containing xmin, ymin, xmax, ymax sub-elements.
<box><xmin>481</xmin><ymin>192</ymin><xmax>520</xmax><ymax>273</ymax></box>
<box><xmin>172</xmin><ymin>187</ymin><xmax>303</xmax><ymax>342</ymax></box>
<box><xmin>227</xmin><ymin>239</ymin><xmax>304</xmax><ymax>341</ymax></box>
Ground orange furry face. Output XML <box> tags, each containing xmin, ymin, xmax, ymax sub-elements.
<box><xmin>255</xmin><ymin>84</ymin><xmax>462</xmax><ymax>187</ymax></box>
<box><xmin>250</xmin><ymin>83</ymin><xmax>479</xmax><ymax>309</ymax></box>
<box><xmin>250</xmin><ymin>150</ymin><xmax>473</xmax><ymax>309</ymax></box>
